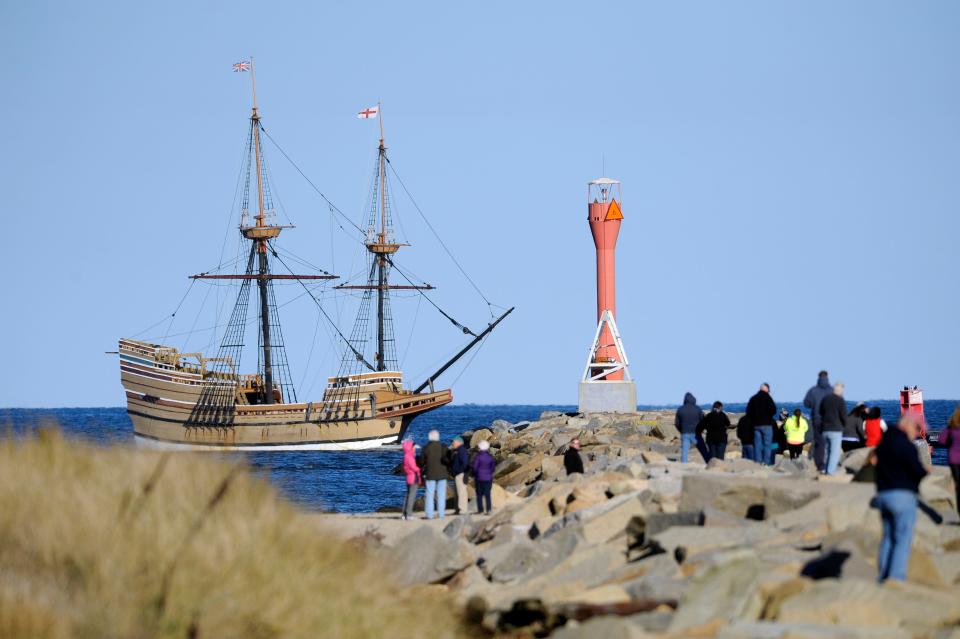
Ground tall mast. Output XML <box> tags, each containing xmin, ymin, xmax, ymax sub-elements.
<box><xmin>376</xmin><ymin>102</ymin><xmax>387</xmax><ymax>370</ymax></box>
<box><xmin>248</xmin><ymin>56</ymin><xmax>275</xmax><ymax>403</ymax></box>
<box><xmin>335</xmin><ymin>103</ymin><xmax>435</xmax><ymax>373</ymax></box>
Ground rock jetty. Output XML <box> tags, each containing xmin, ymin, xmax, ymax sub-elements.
<box><xmin>327</xmin><ymin>410</ymin><xmax>960</xmax><ymax>638</ymax></box>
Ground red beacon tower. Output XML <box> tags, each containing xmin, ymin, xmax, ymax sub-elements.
<box><xmin>578</xmin><ymin>177</ymin><xmax>637</xmax><ymax>413</ymax></box>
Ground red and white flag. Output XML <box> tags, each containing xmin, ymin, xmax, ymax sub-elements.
<box><xmin>233</xmin><ymin>61</ymin><xmax>251</xmax><ymax>72</ymax></box>
<box><xmin>357</xmin><ymin>105</ymin><xmax>379</xmax><ymax>119</ymax></box>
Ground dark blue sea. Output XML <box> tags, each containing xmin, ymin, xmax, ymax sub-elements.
<box><xmin>2</xmin><ymin>400</ymin><xmax>956</xmax><ymax>513</ymax></box>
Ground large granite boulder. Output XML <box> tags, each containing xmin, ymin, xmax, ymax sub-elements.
<box><xmin>388</xmin><ymin>524</ymin><xmax>477</xmax><ymax>584</ymax></box>
<box><xmin>668</xmin><ymin>550</ymin><xmax>763</xmax><ymax>633</ymax></box>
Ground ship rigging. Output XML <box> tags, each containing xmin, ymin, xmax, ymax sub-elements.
<box><xmin>117</xmin><ymin>59</ymin><xmax>511</xmax><ymax>450</ymax></box>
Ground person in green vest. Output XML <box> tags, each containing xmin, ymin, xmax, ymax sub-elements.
<box><xmin>783</xmin><ymin>408</ymin><xmax>810</xmax><ymax>459</ymax></box>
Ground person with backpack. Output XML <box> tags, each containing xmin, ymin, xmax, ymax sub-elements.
<box><xmin>449</xmin><ymin>436</ymin><xmax>470</xmax><ymax>515</ymax></box>
<box><xmin>937</xmin><ymin>405</ymin><xmax>960</xmax><ymax>515</ymax></box>
<box><xmin>471</xmin><ymin>439</ymin><xmax>496</xmax><ymax>515</ymax></box>
<box><xmin>419</xmin><ymin>429</ymin><xmax>449</xmax><ymax>520</ymax></box>
<box><xmin>783</xmin><ymin>409</ymin><xmax>809</xmax><ymax>459</ymax></box>
<box><xmin>746</xmin><ymin>383</ymin><xmax>778</xmax><ymax>465</ymax></box>
<box><xmin>400</xmin><ymin>439</ymin><xmax>421</xmax><ymax>521</ymax></box>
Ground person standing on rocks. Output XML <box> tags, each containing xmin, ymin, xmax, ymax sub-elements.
<box><xmin>676</xmin><ymin>392</ymin><xmax>705</xmax><ymax>463</ymax></box>
<box><xmin>449</xmin><ymin>436</ymin><xmax>470</xmax><ymax>515</ymax></box>
<box><xmin>698</xmin><ymin>401</ymin><xmax>730</xmax><ymax>461</ymax></box>
<box><xmin>864</xmin><ymin>406</ymin><xmax>888</xmax><ymax>447</ymax></box>
<box><xmin>420</xmin><ymin>430</ymin><xmax>449</xmax><ymax>520</ymax></box>
<box><xmin>737</xmin><ymin>415</ymin><xmax>754</xmax><ymax>462</ymax></box>
<box><xmin>843</xmin><ymin>403</ymin><xmax>868</xmax><ymax>452</ymax></box>
<box><xmin>819</xmin><ymin>383</ymin><xmax>848</xmax><ymax>475</ymax></box>
<box><xmin>783</xmin><ymin>409</ymin><xmax>809</xmax><ymax>459</ymax></box>
<box><xmin>471</xmin><ymin>439</ymin><xmax>496</xmax><ymax>515</ymax></box>
<box><xmin>746</xmin><ymin>383</ymin><xmax>777</xmax><ymax>465</ymax></box>
<box><xmin>804</xmin><ymin>371</ymin><xmax>833</xmax><ymax>470</ymax></box>
<box><xmin>564</xmin><ymin>437</ymin><xmax>584</xmax><ymax>475</ymax></box>
<box><xmin>870</xmin><ymin>414</ymin><xmax>929</xmax><ymax>582</ymax></box>
<box><xmin>774</xmin><ymin>407</ymin><xmax>790</xmax><ymax>458</ymax></box>
<box><xmin>401</xmin><ymin>439</ymin><xmax>421</xmax><ymax>521</ymax></box>
<box><xmin>936</xmin><ymin>406</ymin><xmax>960</xmax><ymax>514</ymax></box>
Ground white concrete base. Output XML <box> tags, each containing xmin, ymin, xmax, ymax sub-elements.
<box><xmin>578</xmin><ymin>381</ymin><xmax>637</xmax><ymax>414</ymax></box>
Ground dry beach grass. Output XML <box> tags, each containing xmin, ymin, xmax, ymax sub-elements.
<box><xmin>0</xmin><ymin>428</ymin><xmax>471</xmax><ymax>639</ymax></box>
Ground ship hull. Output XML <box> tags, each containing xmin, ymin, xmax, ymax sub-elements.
<box><xmin>119</xmin><ymin>339</ymin><xmax>452</xmax><ymax>450</ymax></box>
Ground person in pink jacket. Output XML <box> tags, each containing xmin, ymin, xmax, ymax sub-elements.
<box><xmin>401</xmin><ymin>439</ymin><xmax>421</xmax><ymax>520</ymax></box>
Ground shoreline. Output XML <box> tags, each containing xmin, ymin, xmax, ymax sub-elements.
<box><xmin>313</xmin><ymin>409</ymin><xmax>960</xmax><ymax>638</ymax></box>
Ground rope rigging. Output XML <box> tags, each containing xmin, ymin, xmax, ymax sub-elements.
<box><xmin>257</xmin><ymin>124</ymin><xmax>366</xmax><ymax>239</ymax></box>
<box><xmin>386</xmin><ymin>256</ymin><xmax>476</xmax><ymax>337</ymax></box>
<box><xmin>269</xmin><ymin>244</ymin><xmax>376</xmax><ymax>372</ymax></box>
<box><xmin>385</xmin><ymin>157</ymin><xmax>503</xmax><ymax>316</ymax></box>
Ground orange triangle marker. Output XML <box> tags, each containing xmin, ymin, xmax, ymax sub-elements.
<box><xmin>605</xmin><ymin>198</ymin><xmax>623</xmax><ymax>220</ymax></box>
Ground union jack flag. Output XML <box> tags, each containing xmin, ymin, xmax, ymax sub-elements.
<box><xmin>233</xmin><ymin>61</ymin><xmax>251</xmax><ymax>72</ymax></box>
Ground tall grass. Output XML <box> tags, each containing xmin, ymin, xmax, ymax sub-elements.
<box><xmin>0</xmin><ymin>429</ymin><xmax>471</xmax><ymax>639</ymax></box>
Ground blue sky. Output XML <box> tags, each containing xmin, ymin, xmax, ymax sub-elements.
<box><xmin>2</xmin><ymin>1</ymin><xmax>958</xmax><ymax>408</ymax></box>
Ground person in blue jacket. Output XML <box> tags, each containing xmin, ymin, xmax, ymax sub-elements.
<box><xmin>449</xmin><ymin>436</ymin><xmax>470</xmax><ymax>515</ymax></box>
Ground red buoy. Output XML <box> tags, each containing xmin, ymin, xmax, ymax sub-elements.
<box><xmin>899</xmin><ymin>386</ymin><xmax>926</xmax><ymax>438</ymax></box>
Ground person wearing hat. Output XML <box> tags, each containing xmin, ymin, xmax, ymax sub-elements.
<box><xmin>449</xmin><ymin>436</ymin><xmax>470</xmax><ymax>515</ymax></box>
<box><xmin>471</xmin><ymin>440</ymin><xmax>496</xmax><ymax>515</ymax></box>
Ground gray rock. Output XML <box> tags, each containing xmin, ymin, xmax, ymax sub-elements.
<box><xmin>479</xmin><ymin>525</ymin><xmax>580</xmax><ymax>584</ymax></box>
<box><xmin>717</xmin><ymin>621</ymin><xmax>911</xmax><ymax>639</ymax></box>
<box><xmin>490</xmin><ymin>419</ymin><xmax>514</xmax><ymax>432</ymax></box>
<box><xmin>625</xmin><ymin>573</ymin><xmax>688</xmax><ymax>602</ymax></box>
<box><xmin>651</xmin><ymin>525</ymin><xmax>780</xmax><ymax>560</ymax></box>
<box><xmin>707</xmin><ymin>457</ymin><xmax>762</xmax><ymax>473</ymax></box>
<box><xmin>773</xmin><ymin>456</ymin><xmax>815</xmax><ymax>476</ymax></box>
<box><xmin>774</xmin><ymin>577</ymin><xmax>960</xmax><ymax>631</ymax></box>
<box><xmin>540</xmin><ymin>411</ymin><xmax>563</xmax><ymax>420</ymax></box>
<box><xmin>442</xmin><ymin>515</ymin><xmax>473</xmax><ymax>539</ymax></box>
<box><xmin>840</xmin><ymin>447</ymin><xmax>873</xmax><ymax>474</ymax></box>
<box><xmin>680</xmin><ymin>474</ymin><xmax>819</xmax><ymax>520</ymax></box>
<box><xmin>482</xmin><ymin>542</ymin><xmax>552</xmax><ymax>583</ymax></box>
<box><xmin>389</xmin><ymin>524</ymin><xmax>477</xmax><ymax>584</ymax></box>
<box><xmin>627</xmin><ymin>510</ymin><xmax>705</xmax><ymax>550</ymax></box>
<box><xmin>668</xmin><ymin>550</ymin><xmax>763</xmax><ymax>632</ymax></box>
<box><xmin>551</xmin><ymin>616</ymin><xmax>650</xmax><ymax>639</ymax></box>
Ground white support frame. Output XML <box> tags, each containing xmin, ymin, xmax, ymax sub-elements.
<box><xmin>581</xmin><ymin>310</ymin><xmax>632</xmax><ymax>382</ymax></box>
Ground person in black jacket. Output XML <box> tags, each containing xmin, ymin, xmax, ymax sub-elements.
<box><xmin>449</xmin><ymin>436</ymin><xmax>470</xmax><ymax>515</ymax></box>
<box><xmin>698</xmin><ymin>401</ymin><xmax>730</xmax><ymax>461</ymax></box>
<box><xmin>870</xmin><ymin>415</ymin><xmax>928</xmax><ymax>581</ymax></box>
<box><xmin>419</xmin><ymin>430</ymin><xmax>449</xmax><ymax>520</ymax></box>
<box><xmin>746</xmin><ymin>384</ymin><xmax>777</xmax><ymax>465</ymax></box>
<box><xmin>737</xmin><ymin>415</ymin><xmax>754</xmax><ymax>462</ymax></box>
<box><xmin>675</xmin><ymin>392</ymin><xmax>705</xmax><ymax>463</ymax></box>
<box><xmin>564</xmin><ymin>438</ymin><xmax>584</xmax><ymax>475</ymax></box>
<box><xmin>842</xmin><ymin>403</ymin><xmax>867</xmax><ymax>453</ymax></box>
<box><xmin>819</xmin><ymin>383</ymin><xmax>848</xmax><ymax>475</ymax></box>
<box><xmin>804</xmin><ymin>371</ymin><xmax>833</xmax><ymax>470</ymax></box>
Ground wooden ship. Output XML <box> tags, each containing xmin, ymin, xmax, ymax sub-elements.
<box><xmin>119</xmin><ymin>60</ymin><xmax>510</xmax><ymax>450</ymax></box>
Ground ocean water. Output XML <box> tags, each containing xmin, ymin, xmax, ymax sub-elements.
<box><xmin>2</xmin><ymin>399</ymin><xmax>956</xmax><ymax>513</ymax></box>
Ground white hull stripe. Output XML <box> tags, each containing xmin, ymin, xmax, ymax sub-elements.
<box><xmin>133</xmin><ymin>434</ymin><xmax>399</xmax><ymax>452</ymax></box>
